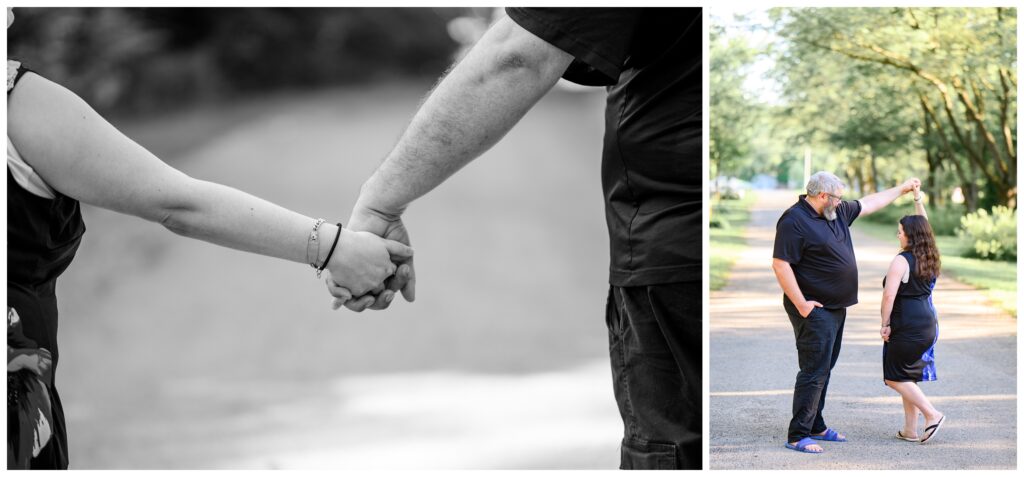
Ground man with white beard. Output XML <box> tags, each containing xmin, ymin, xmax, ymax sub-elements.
<box><xmin>772</xmin><ymin>171</ymin><xmax>920</xmax><ymax>453</ymax></box>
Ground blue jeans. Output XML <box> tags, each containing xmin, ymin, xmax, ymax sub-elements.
<box><xmin>784</xmin><ymin>296</ymin><xmax>846</xmax><ymax>443</ymax></box>
<box><xmin>606</xmin><ymin>282</ymin><xmax>701</xmax><ymax>469</ymax></box>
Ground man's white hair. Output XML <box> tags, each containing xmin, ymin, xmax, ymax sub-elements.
<box><xmin>806</xmin><ymin>171</ymin><xmax>845</xmax><ymax>196</ymax></box>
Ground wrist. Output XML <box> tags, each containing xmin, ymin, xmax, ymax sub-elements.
<box><xmin>316</xmin><ymin>223</ymin><xmax>344</xmax><ymax>277</ymax></box>
<box><xmin>356</xmin><ymin>177</ymin><xmax>407</xmax><ymax>220</ymax></box>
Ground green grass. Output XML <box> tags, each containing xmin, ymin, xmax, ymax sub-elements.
<box><xmin>857</xmin><ymin>220</ymin><xmax>1017</xmax><ymax>317</ymax></box>
<box><xmin>710</xmin><ymin>192</ymin><xmax>757</xmax><ymax>291</ymax></box>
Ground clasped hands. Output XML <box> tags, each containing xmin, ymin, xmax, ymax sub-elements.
<box><xmin>321</xmin><ymin>204</ymin><xmax>415</xmax><ymax>312</ymax></box>
<box><xmin>900</xmin><ymin>178</ymin><xmax>922</xmax><ymax>195</ymax></box>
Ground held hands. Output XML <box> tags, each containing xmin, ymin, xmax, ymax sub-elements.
<box><xmin>798</xmin><ymin>300</ymin><xmax>823</xmax><ymax>318</ymax></box>
<box><xmin>325</xmin><ymin>204</ymin><xmax>415</xmax><ymax>312</ymax></box>
<box><xmin>900</xmin><ymin>178</ymin><xmax>921</xmax><ymax>195</ymax></box>
<box><xmin>322</xmin><ymin>225</ymin><xmax>413</xmax><ymax>306</ymax></box>
<box><xmin>913</xmin><ymin>183</ymin><xmax>922</xmax><ymax>201</ymax></box>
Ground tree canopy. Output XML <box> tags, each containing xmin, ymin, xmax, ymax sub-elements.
<box><xmin>712</xmin><ymin>7</ymin><xmax>1017</xmax><ymax>210</ymax></box>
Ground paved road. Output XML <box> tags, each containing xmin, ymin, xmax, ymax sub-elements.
<box><xmin>55</xmin><ymin>85</ymin><xmax>623</xmax><ymax>469</ymax></box>
<box><xmin>710</xmin><ymin>189</ymin><xmax>1017</xmax><ymax>470</ymax></box>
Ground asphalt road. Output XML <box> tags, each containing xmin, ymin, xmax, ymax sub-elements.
<box><xmin>709</xmin><ymin>189</ymin><xmax>1017</xmax><ymax>470</ymax></box>
<box><xmin>54</xmin><ymin>84</ymin><xmax>625</xmax><ymax>469</ymax></box>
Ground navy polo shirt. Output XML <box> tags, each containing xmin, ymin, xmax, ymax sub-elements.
<box><xmin>773</xmin><ymin>195</ymin><xmax>862</xmax><ymax>308</ymax></box>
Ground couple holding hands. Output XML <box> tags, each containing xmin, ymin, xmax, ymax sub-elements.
<box><xmin>9</xmin><ymin>7</ymin><xmax>702</xmax><ymax>470</ymax></box>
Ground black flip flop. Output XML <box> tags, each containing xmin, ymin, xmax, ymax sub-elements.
<box><xmin>920</xmin><ymin>415</ymin><xmax>946</xmax><ymax>444</ymax></box>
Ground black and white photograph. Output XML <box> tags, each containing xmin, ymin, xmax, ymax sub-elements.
<box><xmin>6</xmin><ymin>6</ymin><xmax>702</xmax><ymax>470</ymax></box>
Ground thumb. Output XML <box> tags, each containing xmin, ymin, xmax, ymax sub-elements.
<box><xmin>811</xmin><ymin>301</ymin><xmax>823</xmax><ymax>308</ymax></box>
<box><xmin>383</xmin><ymin>239</ymin><xmax>414</xmax><ymax>259</ymax></box>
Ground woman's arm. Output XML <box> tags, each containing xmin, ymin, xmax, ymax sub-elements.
<box><xmin>912</xmin><ymin>183</ymin><xmax>927</xmax><ymax>219</ymax></box>
<box><xmin>7</xmin><ymin>72</ymin><xmax>407</xmax><ymax>297</ymax></box>
<box><xmin>880</xmin><ymin>255</ymin><xmax>908</xmax><ymax>341</ymax></box>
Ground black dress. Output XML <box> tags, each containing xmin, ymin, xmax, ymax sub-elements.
<box><xmin>882</xmin><ymin>251</ymin><xmax>938</xmax><ymax>383</ymax></box>
<box><xmin>7</xmin><ymin>63</ymin><xmax>86</xmax><ymax>469</ymax></box>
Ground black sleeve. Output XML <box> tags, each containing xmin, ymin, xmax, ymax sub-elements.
<box><xmin>773</xmin><ymin>216</ymin><xmax>804</xmax><ymax>264</ymax></box>
<box><xmin>505</xmin><ymin>7</ymin><xmax>644</xmax><ymax>86</ymax></box>
<box><xmin>839</xmin><ymin>200</ymin><xmax>862</xmax><ymax>226</ymax></box>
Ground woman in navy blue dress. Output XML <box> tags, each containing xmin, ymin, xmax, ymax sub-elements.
<box><xmin>880</xmin><ymin>184</ymin><xmax>946</xmax><ymax>444</ymax></box>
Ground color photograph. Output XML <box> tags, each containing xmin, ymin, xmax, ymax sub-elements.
<box><xmin>709</xmin><ymin>6</ymin><xmax>1016</xmax><ymax>469</ymax></box>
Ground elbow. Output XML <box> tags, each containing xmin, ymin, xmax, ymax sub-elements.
<box><xmin>771</xmin><ymin>259</ymin><xmax>787</xmax><ymax>273</ymax></box>
<box><xmin>145</xmin><ymin>180</ymin><xmax>202</xmax><ymax>238</ymax></box>
<box><xmin>485</xmin><ymin>49</ymin><xmax>549</xmax><ymax>84</ymax></box>
<box><xmin>158</xmin><ymin>209</ymin><xmax>193</xmax><ymax>237</ymax></box>
<box><xmin>478</xmin><ymin>18</ymin><xmax>567</xmax><ymax>83</ymax></box>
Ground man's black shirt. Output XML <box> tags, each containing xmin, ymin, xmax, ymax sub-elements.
<box><xmin>506</xmin><ymin>7</ymin><xmax>702</xmax><ymax>286</ymax></box>
<box><xmin>773</xmin><ymin>195</ymin><xmax>862</xmax><ymax>308</ymax></box>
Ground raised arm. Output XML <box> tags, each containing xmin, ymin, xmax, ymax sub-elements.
<box><xmin>858</xmin><ymin>178</ymin><xmax>920</xmax><ymax>217</ymax></box>
<box><xmin>8</xmin><ymin>72</ymin><xmax>410</xmax><ymax>297</ymax></box>
<box><xmin>912</xmin><ymin>183</ymin><xmax>928</xmax><ymax>219</ymax></box>
<box><xmin>772</xmin><ymin>258</ymin><xmax>822</xmax><ymax>318</ymax></box>
<box><xmin>880</xmin><ymin>255</ymin><xmax>909</xmax><ymax>342</ymax></box>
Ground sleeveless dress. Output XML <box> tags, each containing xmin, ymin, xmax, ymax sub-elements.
<box><xmin>7</xmin><ymin>61</ymin><xmax>86</xmax><ymax>469</ymax></box>
<box><xmin>882</xmin><ymin>251</ymin><xmax>938</xmax><ymax>383</ymax></box>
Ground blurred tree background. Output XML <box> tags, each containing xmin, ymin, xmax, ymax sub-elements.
<box><xmin>7</xmin><ymin>7</ymin><xmax>477</xmax><ymax>114</ymax></box>
<box><xmin>711</xmin><ymin>7</ymin><xmax>1017</xmax><ymax>264</ymax></box>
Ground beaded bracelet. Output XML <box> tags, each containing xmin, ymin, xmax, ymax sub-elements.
<box><xmin>307</xmin><ymin>218</ymin><xmax>327</xmax><ymax>269</ymax></box>
<box><xmin>316</xmin><ymin>223</ymin><xmax>343</xmax><ymax>278</ymax></box>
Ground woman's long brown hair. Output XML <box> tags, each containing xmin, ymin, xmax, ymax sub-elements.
<box><xmin>900</xmin><ymin>215</ymin><xmax>941</xmax><ymax>281</ymax></box>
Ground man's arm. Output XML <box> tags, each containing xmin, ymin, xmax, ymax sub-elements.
<box><xmin>356</xmin><ymin>16</ymin><xmax>574</xmax><ymax>217</ymax></box>
<box><xmin>338</xmin><ymin>16</ymin><xmax>574</xmax><ymax>311</ymax></box>
<box><xmin>858</xmin><ymin>178</ymin><xmax>920</xmax><ymax>217</ymax></box>
<box><xmin>771</xmin><ymin>258</ymin><xmax>821</xmax><ymax>318</ymax></box>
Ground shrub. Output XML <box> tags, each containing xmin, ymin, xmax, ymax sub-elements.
<box><xmin>921</xmin><ymin>206</ymin><xmax>964</xmax><ymax>237</ymax></box>
<box><xmin>710</xmin><ymin>213</ymin><xmax>731</xmax><ymax>229</ymax></box>
<box><xmin>958</xmin><ymin>206</ymin><xmax>1017</xmax><ymax>261</ymax></box>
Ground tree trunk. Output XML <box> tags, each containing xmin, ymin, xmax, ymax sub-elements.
<box><xmin>867</xmin><ymin>147</ymin><xmax>879</xmax><ymax>194</ymax></box>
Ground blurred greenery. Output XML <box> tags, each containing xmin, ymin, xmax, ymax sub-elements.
<box><xmin>856</xmin><ymin>219</ymin><xmax>1017</xmax><ymax>317</ymax></box>
<box><xmin>858</xmin><ymin>195</ymin><xmax>965</xmax><ymax>236</ymax></box>
<box><xmin>710</xmin><ymin>192</ymin><xmax>756</xmax><ymax>291</ymax></box>
<box><xmin>7</xmin><ymin>7</ymin><xmax>473</xmax><ymax>114</ymax></box>
<box><xmin>709</xmin><ymin>24</ymin><xmax>759</xmax><ymax>183</ymax></box>
<box><xmin>858</xmin><ymin>194</ymin><xmax>1017</xmax><ymax>262</ymax></box>
<box><xmin>773</xmin><ymin>7</ymin><xmax>1016</xmax><ymax>210</ymax></box>
<box><xmin>958</xmin><ymin>206</ymin><xmax>1017</xmax><ymax>260</ymax></box>
<box><xmin>711</xmin><ymin>7</ymin><xmax>1016</xmax><ymax>226</ymax></box>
